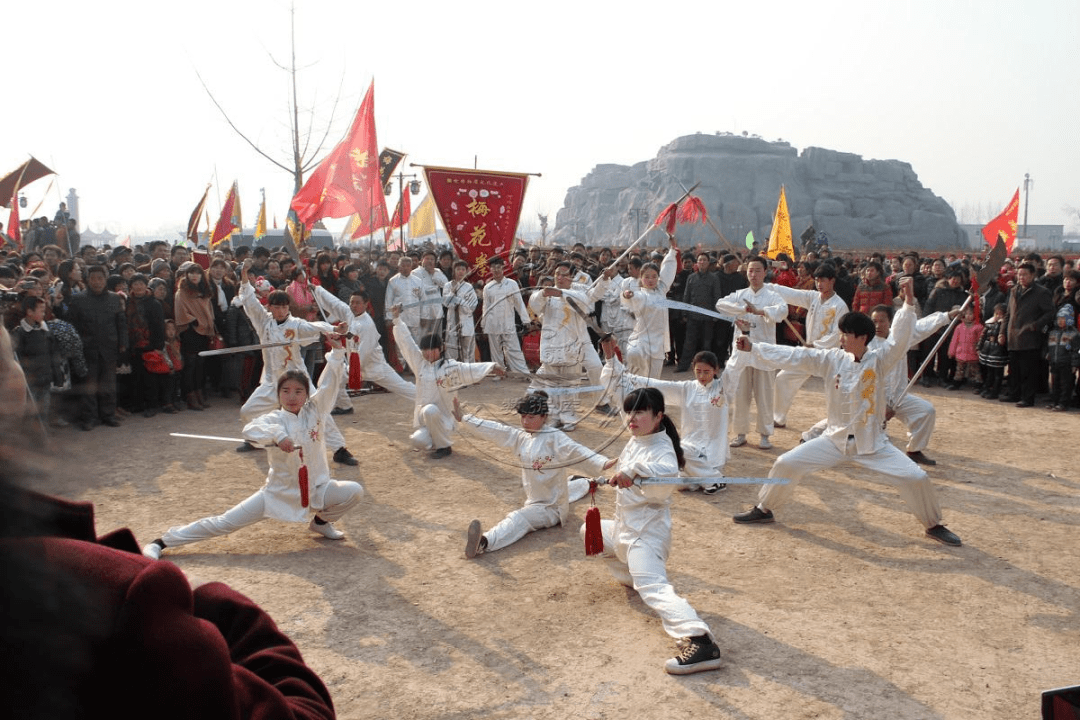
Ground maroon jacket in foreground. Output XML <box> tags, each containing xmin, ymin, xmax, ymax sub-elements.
<box><xmin>0</xmin><ymin>488</ymin><xmax>335</xmax><ymax>720</ymax></box>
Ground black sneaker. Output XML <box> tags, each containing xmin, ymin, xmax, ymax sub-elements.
<box><xmin>430</xmin><ymin>446</ymin><xmax>452</xmax><ymax>459</ymax></box>
<box><xmin>330</xmin><ymin>406</ymin><xmax>354</xmax><ymax>416</ymax></box>
<box><xmin>925</xmin><ymin>524</ymin><xmax>962</xmax><ymax>546</ymax></box>
<box><xmin>665</xmin><ymin>635</ymin><xmax>723</xmax><ymax>675</ymax></box>
<box><xmin>333</xmin><ymin>447</ymin><xmax>360</xmax><ymax>466</ymax></box>
<box><xmin>236</xmin><ymin>442</ymin><xmax>259</xmax><ymax>453</ymax></box>
<box><xmin>702</xmin><ymin>483</ymin><xmax>726</xmax><ymax>494</ymax></box>
<box><xmin>907</xmin><ymin>451</ymin><xmax>937</xmax><ymax>466</ymax></box>
<box><xmin>595</xmin><ymin>403</ymin><xmax>620</xmax><ymax>417</ymax></box>
<box><xmin>733</xmin><ymin>506</ymin><xmax>774</xmax><ymax>524</ymax></box>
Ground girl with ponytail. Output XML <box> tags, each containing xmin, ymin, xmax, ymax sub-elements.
<box><xmin>580</xmin><ymin>386</ymin><xmax>722</xmax><ymax>676</ymax></box>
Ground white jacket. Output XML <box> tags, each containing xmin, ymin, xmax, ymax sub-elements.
<box><xmin>611</xmin><ymin>431</ymin><xmax>681</xmax><ymax>563</ymax></box>
<box><xmin>241</xmin><ymin>281</ymin><xmax>334</xmax><ymax>385</ymax></box>
<box><xmin>443</xmin><ymin>279</ymin><xmax>478</xmax><ymax>337</ymax></box>
<box><xmin>767</xmin><ymin>284</ymin><xmax>849</xmax><ymax>348</ymax></box>
<box><xmin>481</xmin><ymin>277</ymin><xmax>530</xmax><ymax>334</ymax></box>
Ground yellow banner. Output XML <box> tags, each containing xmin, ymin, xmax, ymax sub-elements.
<box><xmin>766</xmin><ymin>185</ymin><xmax>794</xmax><ymax>260</ymax></box>
<box><xmin>408</xmin><ymin>193</ymin><xmax>436</xmax><ymax>238</ymax></box>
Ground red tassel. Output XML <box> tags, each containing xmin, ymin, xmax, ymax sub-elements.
<box><xmin>584</xmin><ymin>506</ymin><xmax>604</xmax><ymax>556</ymax></box>
<box><xmin>348</xmin><ymin>352</ymin><xmax>364</xmax><ymax>390</ymax></box>
<box><xmin>653</xmin><ymin>202</ymin><xmax>679</xmax><ymax>236</ymax></box>
<box><xmin>298</xmin><ymin>448</ymin><xmax>310</xmax><ymax>508</ymax></box>
<box><xmin>676</xmin><ymin>196</ymin><xmax>708</xmax><ymax>225</ymax></box>
<box><xmin>970</xmin><ymin>276</ymin><xmax>981</xmax><ymax>322</ymax></box>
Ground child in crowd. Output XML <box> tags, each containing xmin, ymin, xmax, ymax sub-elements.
<box><xmin>947</xmin><ymin>304</ymin><xmax>983</xmax><ymax>390</ymax></box>
<box><xmin>977</xmin><ymin>304</ymin><xmax>1008</xmax><ymax>400</ymax></box>
<box><xmin>456</xmin><ymin>391</ymin><xmax>612</xmax><ymax>558</ymax></box>
<box><xmin>579</xmin><ymin>387</ymin><xmax>723</xmax><ymax>676</ymax></box>
<box><xmin>391</xmin><ymin>305</ymin><xmax>504</xmax><ymax>459</ymax></box>
<box><xmin>1045</xmin><ymin>305</ymin><xmax>1079</xmax><ymax>412</ymax></box>
<box><xmin>10</xmin><ymin>296</ymin><xmax>61</xmax><ymax>430</ymax></box>
<box><xmin>142</xmin><ymin>340</ymin><xmax>363</xmax><ymax>559</ymax></box>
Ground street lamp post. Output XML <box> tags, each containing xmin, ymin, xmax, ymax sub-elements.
<box><xmin>385</xmin><ymin>172</ymin><xmax>421</xmax><ymax>249</ymax></box>
<box><xmin>627</xmin><ymin>208</ymin><xmax>647</xmax><ymax>244</ymax></box>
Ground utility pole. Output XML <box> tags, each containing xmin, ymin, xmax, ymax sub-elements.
<box><xmin>1023</xmin><ymin>173</ymin><xmax>1032</xmax><ymax>238</ymax></box>
<box><xmin>627</xmin><ymin>208</ymin><xmax>647</xmax><ymax>243</ymax></box>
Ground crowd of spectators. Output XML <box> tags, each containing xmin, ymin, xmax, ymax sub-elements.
<box><xmin>2</xmin><ymin>224</ymin><xmax>1079</xmax><ymax>438</ymax></box>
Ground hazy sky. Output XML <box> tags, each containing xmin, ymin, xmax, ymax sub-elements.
<box><xmin>5</xmin><ymin>0</ymin><xmax>1077</xmax><ymax>241</ymax></box>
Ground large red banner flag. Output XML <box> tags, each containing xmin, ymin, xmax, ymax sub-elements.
<box><xmin>981</xmin><ymin>189</ymin><xmax>1020</xmax><ymax>253</ymax></box>
<box><xmin>420</xmin><ymin>166</ymin><xmax>530</xmax><ymax>279</ymax></box>
<box><xmin>290</xmin><ymin>80</ymin><xmax>389</xmax><ymax>235</ymax></box>
<box><xmin>211</xmin><ymin>181</ymin><xmax>240</xmax><ymax>247</ymax></box>
<box><xmin>7</xmin><ymin>193</ymin><xmax>21</xmax><ymax>249</ymax></box>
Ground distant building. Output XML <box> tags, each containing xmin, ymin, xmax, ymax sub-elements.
<box><xmin>80</xmin><ymin>228</ymin><xmax>118</xmax><ymax>248</ymax></box>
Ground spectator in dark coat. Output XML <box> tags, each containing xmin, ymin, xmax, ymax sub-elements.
<box><xmin>66</xmin><ymin>265</ymin><xmax>126</xmax><ymax>430</ymax></box>
<box><xmin>1000</xmin><ymin>262</ymin><xmax>1056</xmax><ymax>407</ymax></box>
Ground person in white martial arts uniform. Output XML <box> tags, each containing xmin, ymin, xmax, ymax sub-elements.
<box><xmin>527</xmin><ymin>261</ymin><xmax>614</xmax><ymax>429</ymax></box>
<box><xmin>235</xmin><ymin>260</ymin><xmax>359</xmax><ymax>466</ymax></box>
<box><xmin>730</xmin><ymin>277</ymin><xmax>962</xmax><ymax>546</ymax></box>
<box><xmin>142</xmin><ymin>342</ymin><xmax>364</xmax><ymax>559</ymax></box>
<box><xmin>798</xmin><ymin>303</ymin><xmax>960</xmax><ymax>466</ymax></box>
<box><xmin>442</xmin><ymin>260</ymin><xmax>478</xmax><ymax>362</ymax></box>
<box><xmin>579</xmin><ymin>387</ymin><xmax>723</xmax><ymax>675</ymax></box>
<box><xmin>416</xmin><ymin>250</ymin><xmax>448</xmax><ymax>337</ymax></box>
<box><xmin>600</xmin><ymin>337</ymin><xmax>734</xmax><ymax>494</ymax></box>
<box><xmin>620</xmin><ymin>235</ymin><xmax>680</xmax><ymax>378</ymax></box>
<box><xmin>768</xmin><ymin>262</ymin><xmax>849</xmax><ymax>428</ymax></box>
<box><xmin>480</xmin><ymin>256</ymin><xmax>532</xmax><ymax>376</ymax></box>
<box><xmin>714</xmin><ymin>256</ymin><xmax>788</xmax><ymax>449</ymax></box>
<box><xmin>391</xmin><ymin>307</ymin><xmax>504</xmax><ymax>459</ymax></box>
<box><xmin>605</xmin><ymin>258</ymin><xmax>641</xmax><ymax>357</ymax></box>
<box><xmin>310</xmin><ymin>284</ymin><xmax>416</xmax><ymax>411</ymax></box>
<box><xmin>384</xmin><ymin>255</ymin><xmax>423</xmax><ymax>363</ymax></box>
<box><xmin>458</xmin><ymin>392</ymin><xmax>612</xmax><ymax>557</ymax></box>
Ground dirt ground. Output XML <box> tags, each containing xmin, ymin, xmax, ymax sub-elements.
<box><xmin>21</xmin><ymin>369</ymin><xmax>1080</xmax><ymax>719</ymax></box>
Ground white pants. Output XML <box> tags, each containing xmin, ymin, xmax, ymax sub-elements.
<box><xmin>773</xmin><ymin>369</ymin><xmax>810</xmax><ymax>426</ymax></box>
<box><xmin>334</xmin><ymin>362</ymin><xmax>417</xmax><ymax>409</ymax></box>
<box><xmin>410</xmin><ymin>403</ymin><xmax>454</xmax><ymax>450</ymax></box>
<box><xmin>625</xmin><ymin>342</ymin><xmax>664</xmax><ymax>379</ymax></box>
<box><xmin>579</xmin><ymin>519</ymin><xmax>711</xmax><ymax>640</ymax></box>
<box><xmin>533</xmin><ymin>351</ymin><xmax>603</xmax><ymax>424</ymax></box>
<box><xmin>446</xmin><ymin>334</ymin><xmax>476</xmax><ymax>363</ymax></box>
<box><xmin>242</xmin><ymin>382</ymin><xmax>346</xmax><ymax>451</ymax></box>
<box><xmin>488</xmin><ymin>332</ymin><xmax>531</xmax><ymax>375</ymax></box>
<box><xmin>891</xmin><ymin>394</ymin><xmax>936</xmax><ymax>453</ymax></box>
<box><xmin>161</xmin><ymin>480</ymin><xmax>364</xmax><ymax>547</ymax></box>
<box><xmin>485</xmin><ymin>504</ymin><xmax>562</xmax><ymax>551</ymax></box>
<box><xmin>733</xmin><ymin>366</ymin><xmax>775</xmax><ymax>437</ymax></box>
<box><xmin>760</xmin><ymin>436</ymin><xmax>942</xmax><ymax>529</ymax></box>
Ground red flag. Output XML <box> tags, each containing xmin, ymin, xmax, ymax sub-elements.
<box><xmin>981</xmin><ymin>189</ymin><xmax>1019</xmax><ymax>253</ymax></box>
<box><xmin>211</xmin><ymin>181</ymin><xmax>240</xmax><ymax>247</ymax></box>
<box><xmin>7</xmin><ymin>194</ymin><xmax>20</xmax><ymax>250</ymax></box>
<box><xmin>421</xmin><ymin>166</ymin><xmax>530</xmax><ymax>280</ymax></box>
<box><xmin>291</xmin><ymin>80</ymin><xmax>389</xmax><ymax>234</ymax></box>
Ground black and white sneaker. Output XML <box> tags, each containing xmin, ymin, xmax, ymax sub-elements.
<box><xmin>665</xmin><ymin>635</ymin><xmax>723</xmax><ymax>675</ymax></box>
<box><xmin>733</xmin><ymin>506</ymin><xmax>775</xmax><ymax>524</ymax></box>
<box><xmin>702</xmin><ymin>483</ymin><xmax>726</xmax><ymax>494</ymax></box>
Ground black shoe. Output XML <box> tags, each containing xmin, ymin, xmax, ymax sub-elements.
<box><xmin>595</xmin><ymin>403</ymin><xmax>620</xmax><ymax>417</ymax></box>
<box><xmin>920</xmin><ymin>377</ymin><xmax>935</xmax><ymax>388</ymax></box>
<box><xmin>925</xmin><ymin>524</ymin><xmax>962</xmax><ymax>546</ymax></box>
<box><xmin>998</xmin><ymin>395</ymin><xmax>1019</xmax><ymax>403</ymax></box>
<box><xmin>333</xmin><ymin>447</ymin><xmax>360</xmax><ymax>466</ymax></box>
<box><xmin>665</xmin><ymin>635</ymin><xmax>723</xmax><ymax>675</ymax></box>
<box><xmin>907</xmin><ymin>451</ymin><xmax>937</xmax><ymax>466</ymax></box>
<box><xmin>430</xmin><ymin>446</ymin><xmax>452</xmax><ymax>460</ymax></box>
<box><xmin>330</xmin><ymin>406</ymin><xmax>354</xmax><ymax>416</ymax></box>
<box><xmin>984</xmin><ymin>392</ymin><xmax>999</xmax><ymax>400</ymax></box>
<box><xmin>142</xmin><ymin>407</ymin><xmax>158</xmax><ymax>418</ymax></box>
<box><xmin>465</xmin><ymin>519</ymin><xmax>484</xmax><ymax>558</ymax></box>
<box><xmin>101</xmin><ymin>416</ymin><xmax>121</xmax><ymax>427</ymax></box>
<box><xmin>733</xmin><ymin>506</ymin><xmax>774</xmax><ymax>524</ymax></box>
<box><xmin>79</xmin><ymin>421</ymin><xmax>94</xmax><ymax>432</ymax></box>
<box><xmin>236</xmin><ymin>442</ymin><xmax>259</xmax><ymax>453</ymax></box>
<box><xmin>702</xmin><ymin>483</ymin><xmax>726</xmax><ymax>494</ymax></box>
<box><xmin>946</xmin><ymin>383</ymin><xmax>961</xmax><ymax>391</ymax></box>
<box><xmin>1015</xmin><ymin>400</ymin><xmax>1034</xmax><ymax>408</ymax></box>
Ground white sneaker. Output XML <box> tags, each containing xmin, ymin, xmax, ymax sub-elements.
<box><xmin>309</xmin><ymin>518</ymin><xmax>345</xmax><ymax>540</ymax></box>
<box><xmin>758</xmin><ymin>436</ymin><xmax>773</xmax><ymax>450</ymax></box>
<box><xmin>729</xmin><ymin>435</ymin><xmax>747</xmax><ymax>448</ymax></box>
<box><xmin>142</xmin><ymin>543</ymin><xmax>162</xmax><ymax>560</ymax></box>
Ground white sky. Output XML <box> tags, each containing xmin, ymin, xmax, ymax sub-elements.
<box><xmin>5</xmin><ymin>0</ymin><xmax>1078</xmax><ymax>240</ymax></box>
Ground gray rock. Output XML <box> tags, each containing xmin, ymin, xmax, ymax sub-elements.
<box><xmin>553</xmin><ymin>133</ymin><xmax>965</xmax><ymax>251</ymax></box>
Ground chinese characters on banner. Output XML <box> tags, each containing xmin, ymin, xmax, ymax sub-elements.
<box><xmin>421</xmin><ymin>166</ymin><xmax>529</xmax><ymax>280</ymax></box>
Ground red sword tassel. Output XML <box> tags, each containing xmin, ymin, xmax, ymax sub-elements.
<box><xmin>298</xmin><ymin>447</ymin><xmax>310</xmax><ymax>508</ymax></box>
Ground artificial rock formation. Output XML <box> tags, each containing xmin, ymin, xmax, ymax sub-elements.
<box><xmin>553</xmin><ymin>133</ymin><xmax>965</xmax><ymax>251</ymax></box>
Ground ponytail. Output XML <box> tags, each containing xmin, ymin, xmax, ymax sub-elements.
<box><xmin>659</xmin><ymin>414</ymin><xmax>685</xmax><ymax>469</ymax></box>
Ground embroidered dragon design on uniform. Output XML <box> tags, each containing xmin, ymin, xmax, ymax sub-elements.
<box><xmin>820</xmin><ymin>307</ymin><xmax>837</xmax><ymax>339</ymax></box>
<box><xmin>859</xmin><ymin>367</ymin><xmax>877</xmax><ymax>422</ymax></box>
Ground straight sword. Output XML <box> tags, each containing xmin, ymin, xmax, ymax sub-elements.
<box><xmin>170</xmin><ymin>432</ymin><xmax>246</xmax><ymax>442</ymax></box>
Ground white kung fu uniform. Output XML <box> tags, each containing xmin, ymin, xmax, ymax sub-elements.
<box><xmin>745</xmin><ymin>303</ymin><xmax>946</xmax><ymax>530</ymax></box>
<box><xmin>579</xmin><ymin>431</ymin><xmax>712</xmax><ymax>641</ymax></box>
<box><xmin>600</xmin><ymin>356</ymin><xmax>733</xmax><ymax>480</ymax></box>
<box><xmin>715</xmin><ymin>285</ymin><xmax>788</xmax><ymax>437</ymax></box>
<box><xmin>622</xmin><ymin>250</ymin><xmax>678</xmax><ymax>378</ymax></box>
<box><xmin>394</xmin><ymin>316</ymin><xmax>496</xmax><ymax>451</ymax></box>
<box><xmin>607</xmin><ymin>275</ymin><xmax>639</xmax><ymax>356</ymax></box>
<box><xmin>801</xmin><ymin>311</ymin><xmax>951</xmax><ymax>452</ymax></box>
<box><xmin>528</xmin><ymin>279</ymin><xmax>610</xmax><ymax>425</ymax></box>
<box><xmin>767</xmin><ymin>284</ymin><xmax>849</xmax><ymax>426</ymax></box>
<box><xmin>443</xmin><ymin>279</ymin><xmax>478</xmax><ymax>362</ymax></box>
<box><xmin>312</xmin><ymin>285</ymin><xmax>416</xmax><ymax>408</ymax></box>
<box><xmin>460</xmin><ymin>414</ymin><xmax>609</xmax><ymax>551</ymax></box>
<box><xmin>238</xmin><ymin>282</ymin><xmax>347</xmax><ymax>452</ymax></box>
<box><xmin>417</xmin><ymin>267</ymin><xmax>448</xmax><ymax>336</ymax></box>
<box><xmin>385</xmin><ymin>271</ymin><xmax>423</xmax><ymax>339</ymax></box>
<box><xmin>480</xmin><ymin>276</ymin><xmax>531</xmax><ymax>375</ymax></box>
<box><xmin>161</xmin><ymin>349</ymin><xmax>363</xmax><ymax>548</ymax></box>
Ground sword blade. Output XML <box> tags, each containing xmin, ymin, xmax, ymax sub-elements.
<box><xmin>199</xmin><ymin>340</ymin><xmax>294</xmax><ymax>357</ymax></box>
<box><xmin>170</xmin><ymin>432</ymin><xmax>247</xmax><ymax>443</ymax></box>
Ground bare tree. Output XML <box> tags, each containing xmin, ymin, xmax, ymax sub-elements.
<box><xmin>195</xmin><ymin>4</ymin><xmax>348</xmax><ymax>194</ymax></box>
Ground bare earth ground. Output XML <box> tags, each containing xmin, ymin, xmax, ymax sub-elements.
<box><xmin>22</xmin><ymin>369</ymin><xmax>1080</xmax><ymax>719</ymax></box>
